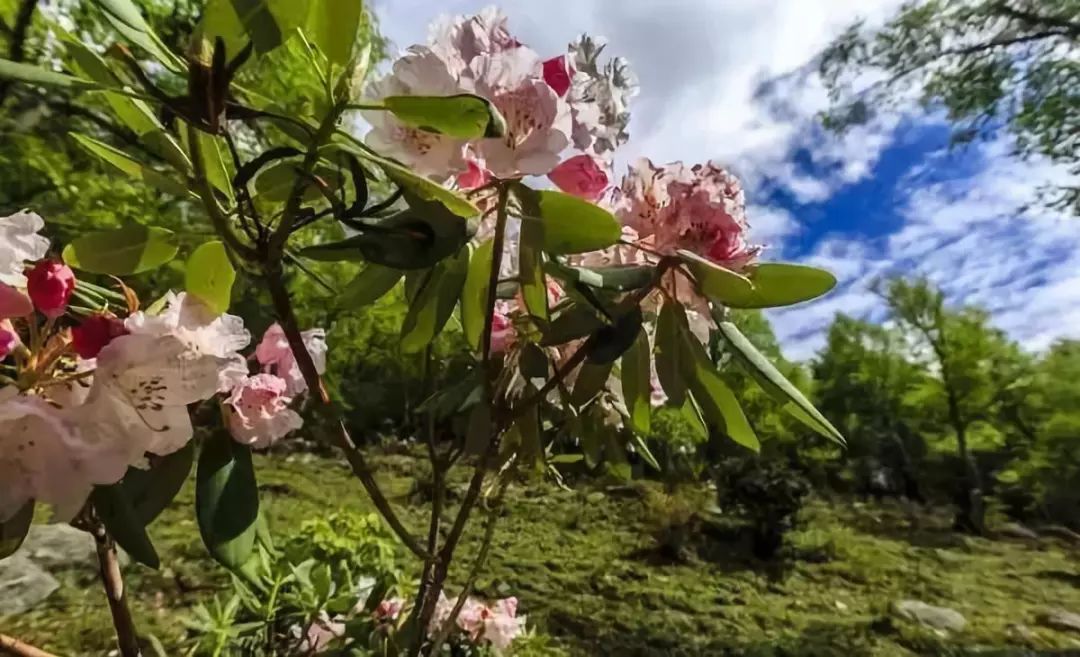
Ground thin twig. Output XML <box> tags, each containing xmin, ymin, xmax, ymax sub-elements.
<box><xmin>89</xmin><ymin>520</ymin><xmax>142</xmax><ymax>657</ymax></box>
<box><xmin>0</xmin><ymin>634</ymin><xmax>59</xmax><ymax>657</ymax></box>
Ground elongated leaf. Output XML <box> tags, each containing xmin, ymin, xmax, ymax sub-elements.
<box><xmin>122</xmin><ymin>444</ymin><xmax>195</xmax><ymax>524</ymax></box>
<box><xmin>197</xmin><ymin>432</ymin><xmax>260</xmax><ymax>572</ymax></box>
<box><xmin>67</xmin><ymin>41</ymin><xmax>160</xmax><ymax>136</ymax></box>
<box><xmin>717</xmin><ymin>321</ymin><xmax>845</xmax><ymax>445</ymax></box>
<box><xmin>631</xmin><ymin>433</ymin><xmax>660</xmax><ymax>470</ymax></box>
<box><xmin>306</xmin><ymin>0</ymin><xmax>363</xmax><ymax>66</ymax></box>
<box><xmin>571</xmin><ymin>361</ymin><xmax>613</xmax><ymax>407</ymax></box>
<box><xmin>655</xmin><ymin>301</ymin><xmax>688</xmax><ymax>406</ymax></box>
<box><xmin>186</xmin><ymin>241</ymin><xmax>236</xmax><ymax>314</ymax></box>
<box><xmin>400</xmin><ymin>247</ymin><xmax>469</xmax><ymax>353</ymax></box>
<box><xmin>64</xmin><ymin>225</ymin><xmax>179</xmax><ymax>275</ymax></box>
<box><xmin>546</xmin><ymin>262</ymin><xmax>654</xmax><ymax>291</ymax></box>
<box><xmin>92</xmin><ymin>0</ymin><xmax>185</xmax><ymax>71</ymax></box>
<box><xmin>0</xmin><ymin>58</ymin><xmax>98</xmax><ymax>89</ymax></box>
<box><xmin>195</xmin><ymin>132</ymin><xmax>234</xmax><ymax>201</ymax></box>
<box><xmin>621</xmin><ymin>329</ymin><xmax>651</xmax><ymax>434</ymax></box>
<box><xmin>0</xmin><ymin>501</ymin><xmax>34</xmax><ymax>559</ymax></box>
<box><xmin>518</xmin><ymin>187</ymin><xmax>621</xmax><ymax>255</ymax></box>
<box><xmin>680</xmin><ymin>251</ymin><xmax>836</xmax><ymax>309</ymax></box>
<box><xmin>682</xmin><ymin>337</ymin><xmax>758</xmax><ymax>452</ymax></box>
<box><xmin>91</xmin><ymin>484</ymin><xmax>160</xmax><ymax>569</ymax></box>
<box><xmin>461</xmin><ymin>239</ymin><xmax>493</xmax><ymax>350</ymax></box>
<box><xmin>519</xmin><ymin>214</ymin><xmax>548</xmax><ymax>323</ymax></box>
<box><xmin>73</xmin><ymin>134</ymin><xmax>191</xmax><ymax>198</ymax></box>
<box><xmin>586</xmin><ymin>308</ymin><xmax>643</xmax><ymax>365</ymax></box>
<box><xmin>540</xmin><ymin>303</ymin><xmax>605</xmax><ymax>347</ymax></box>
<box><xmin>514</xmin><ymin>401</ymin><xmax>543</xmax><ymax>467</ymax></box>
<box><xmin>340</xmin><ymin>264</ymin><xmax>402</xmax><ymax>309</ymax></box>
<box><xmin>229</xmin><ymin>0</ymin><xmax>310</xmax><ymax>54</ymax></box>
<box><xmin>380</xmin><ymin>94</ymin><xmax>506</xmax><ymax>139</ymax></box>
<box><xmin>335</xmin><ymin>135</ymin><xmax>479</xmax><ymax>218</ymax></box>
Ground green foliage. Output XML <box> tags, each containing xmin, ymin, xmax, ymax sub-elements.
<box><xmin>820</xmin><ymin>0</ymin><xmax>1080</xmax><ymax>214</ymax></box>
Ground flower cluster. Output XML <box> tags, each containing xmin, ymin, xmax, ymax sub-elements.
<box><xmin>0</xmin><ymin>213</ymin><xmax>324</xmax><ymax>523</ymax></box>
<box><xmin>363</xmin><ymin>6</ymin><xmax>634</xmax><ymax>197</ymax></box>
<box><xmin>431</xmin><ymin>593</ymin><xmax>527</xmax><ymax>655</ymax></box>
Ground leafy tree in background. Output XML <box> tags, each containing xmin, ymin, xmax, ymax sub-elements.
<box><xmin>813</xmin><ymin>314</ymin><xmax>928</xmax><ymax>501</ymax></box>
<box><xmin>819</xmin><ymin>0</ymin><xmax>1080</xmax><ymax>215</ymax></box>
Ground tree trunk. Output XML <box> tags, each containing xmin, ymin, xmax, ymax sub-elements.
<box><xmin>953</xmin><ymin>422</ymin><xmax>986</xmax><ymax>534</ymax></box>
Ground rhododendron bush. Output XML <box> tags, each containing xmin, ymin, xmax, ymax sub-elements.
<box><xmin>0</xmin><ymin>1</ymin><xmax>842</xmax><ymax>655</ymax></box>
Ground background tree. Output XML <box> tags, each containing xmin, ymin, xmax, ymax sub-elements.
<box><xmin>819</xmin><ymin>0</ymin><xmax>1080</xmax><ymax>214</ymax></box>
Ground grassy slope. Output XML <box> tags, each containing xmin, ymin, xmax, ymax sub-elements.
<box><xmin>4</xmin><ymin>452</ymin><xmax>1080</xmax><ymax>656</ymax></box>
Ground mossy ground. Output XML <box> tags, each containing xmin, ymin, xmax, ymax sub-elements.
<box><xmin>5</xmin><ymin>451</ymin><xmax>1080</xmax><ymax>656</ymax></box>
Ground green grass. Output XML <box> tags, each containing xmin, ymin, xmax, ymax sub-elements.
<box><xmin>5</xmin><ymin>452</ymin><xmax>1080</xmax><ymax>656</ymax></box>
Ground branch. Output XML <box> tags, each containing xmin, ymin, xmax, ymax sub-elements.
<box><xmin>0</xmin><ymin>0</ymin><xmax>39</xmax><ymax>105</ymax></box>
<box><xmin>90</xmin><ymin>521</ymin><xmax>142</xmax><ymax>657</ymax></box>
<box><xmin>0</xmin><ymin>635</ymin><xmax>58</xmax><ymax>657</ymax></box>
<box><xmin>264</xmin><ymin>268</ymin><xmax>431</xmax><ymax>561</ymax></box>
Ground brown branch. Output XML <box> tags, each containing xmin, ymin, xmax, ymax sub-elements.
<box><xmin>0</xmin><ymin>634</ymin><xmax>59</xmax><ymax>657</ymax></box>
<box><xmin>264</xmin><ymin>267</ymin><xmax>430</xmax><ymax>561</ymax></box>
<box><xmin>90</xmin><ymin>522</ymin><xmax>142</xmax><ymax>657</ymax></box>
<box><xmin>0</xmin><ymin>0</ymin><xmax>39</xmax><ymax>105</ymax></box>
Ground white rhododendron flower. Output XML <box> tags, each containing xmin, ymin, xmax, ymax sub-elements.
<box><xmin>125</xmin><ymin>292</ymin><xmax>250</xmax><ymax>393</ymax></box>
<box><xmin>0</xmin><ymin>211</ymin><xmax>50</xmax><ymax>287</ymax></box>
<box><xmin>429</xmin><ymin>5</ymin><xmax>522</xmax><ymax>77</ymax></box>
<box><xmin>255</xmin><ymin>323</ymin><xmax>327</xmax><ymax>397</ymax></box>
<box><xmin>0</xmin><ymin>390</ymin><xmax>128</xmax><ymax>522</ymax></box>
<box><xmin>363</xmin><ymin>46</ymin><xmax>470</xmax><ymax>179</ymax></box>
<box><xmin>565</xmin><ymin>35</ymin><xmax>639</xmax><ymax>155</ymax></box>
<box><xmin>226</xmin><ymin>374</ymin><xmax>304</xmax><ymax>449</ymax></box>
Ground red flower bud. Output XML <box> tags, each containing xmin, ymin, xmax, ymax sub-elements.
<box><xmin>548</xmin><ymin>154</ymin><xmax>609</xmax><ymax>202</ymax></box>
<box><xmin>0</xmin><ymin>319</ymin><xmax>18</xmax><ymax>360</ymax></box>
<box><xmin>26</xmin><ymin>260</ymin><xmax>75</xmax><ymax>319</ymax></box>
<box><xmin>542</xmin><ymin>55</ymin><xmax>573</xmax><ymax>97</ymax></box>
<box><xmin>71</xmin><ymin>314</ymin><xmax>128</xmax><ymax>360</ymax></box>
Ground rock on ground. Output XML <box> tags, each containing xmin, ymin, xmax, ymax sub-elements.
<box><xmin>19</xmin><ymin>524</ymin><xmax>128</xmax><ymax>570</ymax></box>
<box><xmin>892</xmin><ymin>599</ymin><xmax>968</xmax><ymax>632</ymax></box>
<box><xmin>0</xmin><ymin>555</ymin><xmax>60</xmax><ymax>616</ymax></box>
<box><xmin>1038</xmin><ymin>608</ymin><xmax>1080</xmax><ymax>634</ymax></box>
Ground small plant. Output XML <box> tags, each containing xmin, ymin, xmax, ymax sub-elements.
<box><xmin>718</xmin><ymin>459</ymin><xmax>811</xmax><ymax>559</ymax></box>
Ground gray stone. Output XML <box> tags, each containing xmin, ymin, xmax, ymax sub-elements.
<box><xmin>0</xmin><ymin>555</ymin><xmax>60</xmax><ymax>615</ymax></box>
<box><xmin>19</xmin><ymin>524</ymin><xmax>128</xmax><ymax>570</ymax></box>
<box><xmin>997</xmin><ymin>522</ymin><xmax>1039</xmax><ymax>541</ymax></box>
<box><xmin>892</xmin><ymin>599</ymin><xmax>968</xmax><ymax>632</ymax></box>
<box><xmin>1038</xmin><ymin>608</ymin><xmax>1080</xmax><ymax>634</ymax></box>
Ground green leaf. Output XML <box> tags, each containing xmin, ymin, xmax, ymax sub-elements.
<box><xmin>400</xmin><ymin>248</ymin><xmax>469</xmax><ymax>353</ymax></box>
<box><xmin>519</xmin><ymin>214</ymin><xmax>548</xmax><ymax>323</ymax></box>
<box><xmin>631</xmin><ymin>433</ymin><xmax>660</xmax><ymax>471</ymax></box>
<box><xmin>66</xmin><ymin>41</ymin><xmax>160</xmax><ymax>136</ymax></box>
<box><xmin>0</xmin><ymin>501</ymin><xmax>34</xmax><ymax>559</ymax></box>
<box><xmin>540</xmin><ymin>303</ymin><xmax>605</xmax><ymax>347</ymax></box>
<box><xmin>196</xmin><ymin>432</ymin><xmax>260</xmax><ymax>572</ymax></box>
<box><xmin>545</xmin><ymin>262</ymin><xmax>654</xmax><ymax>291</ymax></box>
<box><xmin>91</xmin><ymin>0</ymin><xmax>185</xmax><ymax>71</ymax></box>
<box><xmin>463</xmin><ymin>403</ymin><xmax>492</xmax><ymax>456</ymax></box>
<box><xmin>0</xmin><ymin>58</ymin><xmax>98</xmax><ymax>89</ymax></box>
<box><xmin>122</xmin><ymin>444</ymin><xmax>195</xmax><ymax>525</ymax></box>
<box><xmin>91</xmin><ymin>484</ymin><xmax>160</xmax><ymax>569</ymax></box>
<box><xmin>380</xmin><ymin>94</ymin><xmax>506</xmax><ymax>139</ymax></box>
<box><xmin>514</xmin><ymin>402</ymin><xmax>543</xmax><ymax>467</ymax></box>
<box><xmin>73</xmin><ymin>134</ymin><xmax>192</xmax><ymax>198</ymax></box>
<box><xmin>195</xmin><ymin>132</ymin><xmax>234</xmax><ymax>201</ymax></box>
<box><xmin>229</xmin><ymin>0</ymin><xmax>310</xmax><ymax>55</ymax></box>
<box><xmin>461</xmin><ymin>239</ymin><xmax>493</xmax><ymax>350</ymax></box>
<box><xmin>621</xmin><ymin>329</ymin><xmax>652</xmax><ymax>434</ymax></box>
<box><xmin>305</xmin><ymin>0</ymin><xmax>363</xmax><ymax>66</ymax></box>
<box><xmin>340</xmin><ymin>264</ymin><xmax>402</xmax><ymax>309</ymax></box>
<box><xmin>571</xmin><ymin>361</ymin><xmax>614</xmax><ymax>407</ymax></box>
<box><xmin>655</xmin><ymin>301</ymin><xmax>688</xmax><ymax>406</ymax></box>
<box><xmin>335</xmin><ymin>135</ymin><xmax>479</xmax><ymax>218</ymax></box>
<box><xmin>717</xmin><ymin>321</ymin><xmax>845</xmax><ymax>445</ymax></box>
<box><xmin>186</xmin><ymin>241</ymin><xmax>237</xmax><ymax>314</ymax></box>
<box><xmin>683</xmin><ymin>339</ymin><xmax>759</xmax><ymax>452</ymax></box>
<box><xmin>301</xmin><ymin>194</ymin><xmax>473</xmax><ymax>270</ymax></box>
<box><xmin>64</xmin><ymin>225</ymin><xmax>179</xmax><ymax>275</ymax></box>
<box><xmin>680</xmin><ymin>251</ymin><xmax>837</xmax><ymax>309</ymax></box>
<box><xmin>586</xmin><ymin>308</ymin><xmax>643</xmax><ymax>365</ymax></box>
<box><xmin>518</xmin><ymin>188</ymin><xmax>621</xmax><ymax>255</ymax></box>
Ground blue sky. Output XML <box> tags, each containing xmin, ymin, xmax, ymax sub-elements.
<box><xmin>371</xmin><ymin>0</ymin><xmax>1080</xmax><ymax>360</ymax></box>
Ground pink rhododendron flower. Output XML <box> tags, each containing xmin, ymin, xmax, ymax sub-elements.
<box><xmin>226</xmin><ymin>374</ymin><xmax>303</xmax><ymax>449</ymax></box>
<box><xmin>611</xmin><ymin>158</ymin><xmax>759</xmax><ymax>270</ymax></box>
<box><xmin>468</xmin><ymin>47</ymin><xmax>572</xmax><ymax>177</ymax></box>
<box><xmin>26</xmin><ymin>260</ymin><xmax>75</xmax><ymax>319</ymax></box>
<box><xmin>542</xmin><ymin>55</ymin><xmax>572</xmax><ymax>97</ymax></box>
<box><xmin>0</xmin><ymin>211</ymin><xmax>49</xmax><ymax>287</ymax></box>
<box><xmin>456</xmin><ymin>596</ymin><xmax>526</xmax><ymax>655</ymax></box>
<box><xmin>71</xmin><ymin>314</ymin><xmax>129</xmax><ymax>360</ymax></box>
<box><xmin>429</xmin><ymin>6</ymin><xmax>523</xmax><ymax>76</ymax></box>
<box><xmin>301</xmin><ymin>612</ymin><xmax>346</xmax><ymax>653</ymax></box>
<box><xmin>373</xmin><ymin>597</ymin><xmax>405</xmax><ymax>623</ymax></box>
<box><xmin>0</xmin><ymin>283</ymin><xmax>32</xmax><ymax>319</ymax></box>
<box><xmin>125</xmin><ymin>292</ymin><xmax>250</xmax><ymax>393</ymax></box>
<box><xmin>0</xmin><ymin>390</ymin><xmax>129</xmax><ymax>522</ymax></box>
<box><xmin>0</xmin><ymin>320</ymin><xmax>18</xmax><ymax>360</ymax></box>
<box><xmin>548</xmin><ymin>154</ymin><xmax>609</xmax><ymax>201</ymax></box>
<box><xmin>457</xmin><ymin>157</ymin><xmax>493</xmax><ymax>190</ymax></box>
<box><xmin>489</xmin><ymin>301</ymin><xmax>516</xmax><ymax>354</ymax></box>
<box><xmin>363</xmin><ymin>47</ymin><xmax>470</xmax><ymax>180</ymax></box>
<box><xmin>255</xmin><ymin>323</ymin><xmax>327</xmax><ymax>397</ymax></box>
